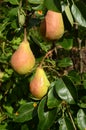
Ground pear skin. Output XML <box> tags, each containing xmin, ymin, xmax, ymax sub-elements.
<box><xmin>11</xmin><ymin>39</ymin><xmax>35</xmax><ymax>74</ymax></box>
<box><xmin>30</xmin><ymin>67</ymin><xmax>50</xmax><ymax>99</ymax></box>
<box><xmin>40</xmin><ymin>10</ymin><xmax>64</xmax><ymax>40</ymax></box>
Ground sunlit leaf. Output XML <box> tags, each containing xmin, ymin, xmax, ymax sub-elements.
<box><xmin>32</xmin><ymin>4</ymin><xmax>44</xmax><ymax>11</ymax></box>
<box><xmin>13</xmin><ymin>102</ymin><xmax>35</xmax><ymax>122</ymax></box>
<box><xmin>4</xmin><ymin>0</ymin><xmax>19</xmax><ymax>5</ymax></box>
<box><xmin>18</xmin><ymin>8</ymin><xmax>26</xmax><ymax>27</ymax></box>
<box><xmin>28</xmin><ymin>0</ymin><xmax>44</xmax><ymax>4</ymax></box>
<box><xmin>59</xmin><ymin>38</ymin><xmax>73</xmax><ymax>50</ymax></box>
<box><xmin>8</xmin><ymin>8</ymin><xmax>18</xmax><ymax>17</ymax></box>
<box><xmin>58</xmin><ymin>57</ymin><xmax>73</xmax><ymax>68</ymax></box>
<box><xmin>3</xmin><ymin>105</ymin><xmax>13</xmax><ymax>114</ymax></box>
<box><xmin>71</xmin><ymin>4</ymin><xmax>86</xmax><ymax>27</ymax></box>
<box><xmin>0</xmin><ymin>123</ymin><xmax>8</xmax><ymax>130</ymax></box>
<box><xmin>58</xmin><ymin>117</ymin><xmax>74</xmax><ymax>130</ymax></box>
<box><xmin>77</xmin><ymin>109</ymin><xmax>86</xmax><ymax>130</ymax></box>
<box><xmin>76</xmin><ymin>1</ymin><xmax>86</xmax><ymax>20</ymax></box>
<box><xmin>55</xmin><ymin>76</ymin><xmax>77</xmax><ymax>104</ymax></box>
<box><xmin>65</xmin><ymin>5</ymin><xmax>73</xmax><ymax>26</ymax></box>
<box><xmin>38</xmin><ymin>97</ymin><xmax>57</xmax><ymax>130</ymax></box>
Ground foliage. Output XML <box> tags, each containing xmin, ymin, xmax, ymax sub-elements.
<box><xmin>0</xmin><ymin>0</ymin><xmax>86</xmax><ymax>130</ymax></box>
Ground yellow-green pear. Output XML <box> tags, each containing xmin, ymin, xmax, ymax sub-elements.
<box><xmin>29</xmin><ymin>67</ymin><xmax>50</xmax><ymax>99</ymax></box>
<box><xmin>40</xmin><ymin>10</ymin><xmax>64</xmax><ymax>40</ymax></box>
<box><xmin>11</xmin><ymin>30</ymin><xmax>35</xmax><ymax>74</ymax></box>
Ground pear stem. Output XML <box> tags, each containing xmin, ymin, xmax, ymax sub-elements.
<box><xmin>23</xmin><ymin>0</ymin><xmax>28</xmax><ymax>42</ymax></box>
<box><xmin>39</xmin><ymin>47</ymin><xmax>56</xmax><ymax>68</ymax></box>
<box><xmin>24</xmin><ymin>27</ymin><xmax>27</xmax><ymax>41</ymax></box>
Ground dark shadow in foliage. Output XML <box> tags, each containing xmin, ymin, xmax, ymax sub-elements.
<box><xmin>6</xmin><ymin>122</ymin><xmax>21</xmax><ymax>130</ymax></box>
<box><xmin>5</xmin><ymin>74</ymin><xmax>30</xmax><ymax>110</ymax></box>
<box><xmin>53</xmin><ymin>0</ymin><xmax>61</xmax><ymax>12</ymax></box>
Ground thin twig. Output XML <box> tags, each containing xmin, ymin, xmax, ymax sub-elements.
<box><xmin>74</xmin><ymin>23</ymin><xmax>83</xmax><ymax>81</ymax></box>
<box><xmin>43</xmin><ymin>65</ymin><xmax>61</xmax><ymax>77</ymax></box>
<box><xmin>39</xmin><ymin>43</ymin><xmax>63</xmax><ymax>68</ymax></box>
<box><xmin>39</xmin><ymin>47</ymin><xmax>56</xmax><ymax>68</ymax></box>
<box><xmin>67</xmin><ymin>106</ymin><xmax>77</xmax><ymax>130</ymax></box>
<box><xmin>78</xmin><ymin>38</ymin><xmax>83</xmax><ymax>74</ymax></box>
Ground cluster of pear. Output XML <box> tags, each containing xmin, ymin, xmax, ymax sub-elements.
<box><xmin>10</xmin><ymin>10</ymin><xmax>64</xmax><ymax>99</ymax></box>
<box><xmin>10</xmin><ymin>29</ymin><xmax>50</xmax><ymax>99</ymax></box>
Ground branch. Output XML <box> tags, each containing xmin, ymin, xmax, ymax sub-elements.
<box><xmin>77</xmin><ymin>38</ymin><xmax>83</xmax><ymax>74</ymax></box>
<box><xmin>67</xmin><ymin>106</ymin><xmax>77</xmax><ymax>130</ymax></box>
<box><xmin>39</xmin><ymin>47</ymin><xmax>56</xmax><ymax>68</ymax></box>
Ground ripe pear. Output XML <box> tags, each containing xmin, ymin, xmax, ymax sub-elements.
<box><xmin>11</xmin><ymin>30</ymin><xmax>35</xmax><ymax>74</ymax></box>
<box><xmin>29</xmin><ymin>67</ymin><xmax>50</xmax><ymax>99</ymax></box>
<box><xmin>40</xmin><ymin>10</ymin><xmax>64</xmax><ymax>40</ymax></box>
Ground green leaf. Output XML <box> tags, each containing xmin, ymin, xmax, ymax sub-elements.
<box><xmin>68</xmin><ymin>70</ymin><xmax>81</xmax><ymax>85</ymax></box>
<box><xmin>32</xmin><ymin>4</ymin><xmax>44</xmax><ymax>11</ymax></box>
<box><xmin>13</xmin><ymin>102</ymin><xmax>35</xmax><ymax>122</ymax></box>
<box><xmin>77</xmin><ymin>109</ymin><xmax>86</xmax><ymax>130</ymax></box>
<box><xmin>4</xmin><ymin>0</ymin><xmax>19</xmax><ymax>5</ymax></box>
<box><xmin>0</xmin><ymin>123</ymin><xmax>8</xmax><ymax>130</ymax></box>
<box><xmin>71</xmin><ymin>4</ymin><xmax>86</xmax><ymax>27</ymax></box>
<box><xmin>8</xmin><ymin>7</ymin><xmax>18</xmax><ymax>17</ymax></box>
<box><xmin>65</xmin><ymin>5</ymin><xmax>73</xmax><ymax>26</ymax></box>
<box><xmin>55</xmin><ymin>76</ymin><xmax>77</xmax><ymax>104</ymax></box>
<box><xmin>0</xmin><ymin>18</ymin><xmax>10</xmax><ymax>33</ymax></box>
<box><xmin>44</xmin><ymin>0</ymin><xmax>60</xmax><ymax>12</ymax></box>
<box><xmin>0</xmin><ymin>94</ymin><xmax>3</xmax><ymax>100</ymax></box>
<box><xmin>58</xmin><ymin>117</ymin><xmax>74</xmax><ymax>130</ymax></box>
<box><xmin>76</xmin><ymin>1</ymin><xmax>86</xmax><ymax>20</ymax></box>
<box><xmin>28</xmin><ymin>0</ymin><xmax>44</xmax><ymax>4</ymax></box>
<box><xmin>21</xmin><ymin>124</ymin><xmax>29</xmax><ymax>130</ymax></box>
<box><xmin>83</xmin><ymin>80</ymin><xmax>86</xmax><ymax>89</ymax></box>
<box><xmin>18</xmin><ymin>99</ymin><xmax>27</xmax><ymax>105</ymax></box>
<box><xmin>3</xmin><ymin>105</ymin><xmax>13</xmax><ymax>114</ymax></box>
<box><xmin>58</xmin><ymin>57</ymin><xmax>73</xmax><ymax>68</ymax></box>
<box><xmin>47</xmin><ymin>87</ymin><xmax>61</xmax><ymax>109</ymax></box>
<box><xmin>38</xmin><ymin>97</ymin><xmax>57</xmax><ymax>130</ymax></box>
<box><xmin>78</xmin><ymin>98</ymin><xmax>86</xmax><ymax>109</ymax></box>
<box><xmin>59</xmin><ymin>38</ymin><xmax>73</xmax><ymax>50</ymax></box>
<box><xmin>18</xmin><ymin>8</ymin><xmax>26</xmax><ymax>27</ymax></box>
<box><xmin>11</xmin><ymin>20</ymin><xmax>17</xmax><ymax>29</ymax></box>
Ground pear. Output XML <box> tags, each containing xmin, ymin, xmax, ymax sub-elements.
<box><xmin>29</xmin><ymin>67</ymin><xmax>50</xmax><ymax>99</ymax></box>
<box><xmin>11</xmin><ymin>29</ymin><xmax>35</xmax><ymax>74</ymax></box>
<box><xmin>40</xmin><ymin>10</ymin><xmax>64</xmax><ymax>40</ymax></box>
